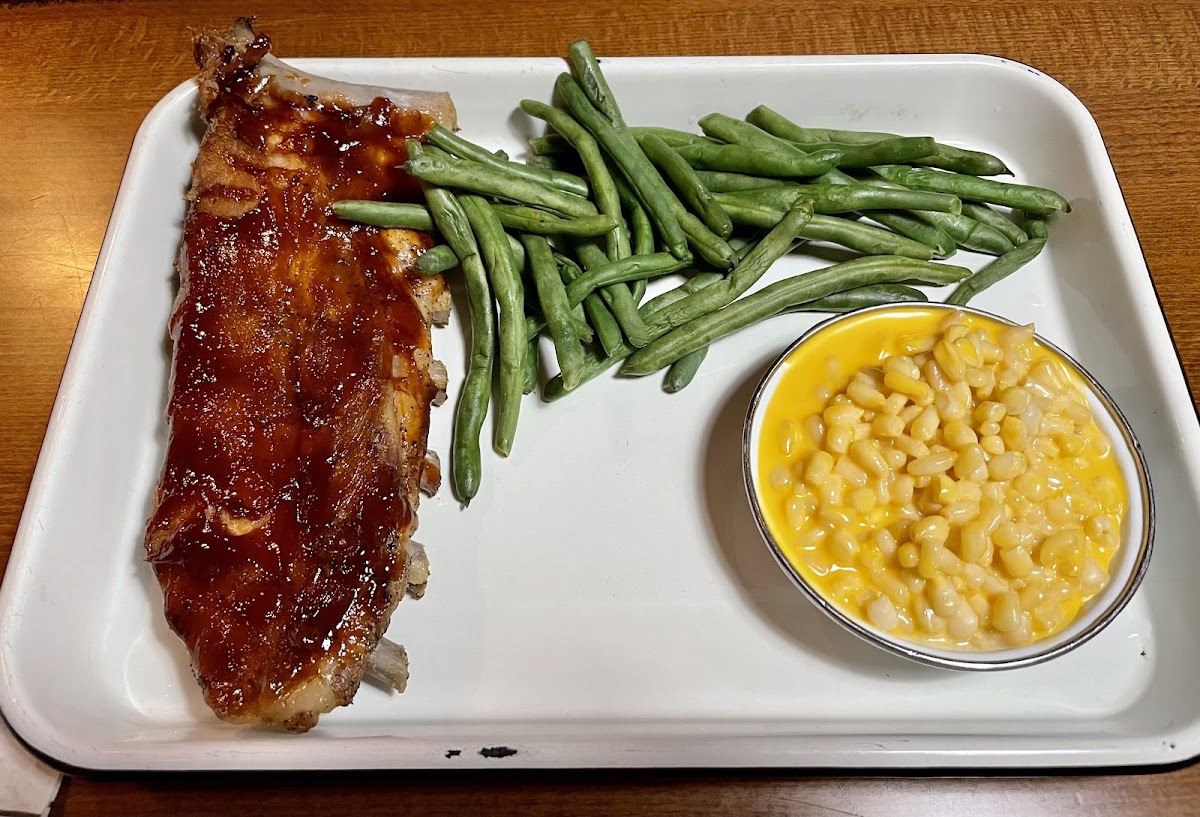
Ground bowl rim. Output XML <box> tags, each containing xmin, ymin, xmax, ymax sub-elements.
<box><xmin>741</xmin><ymin>302</ymin><xmax>1156</xmax><ymax>671</ymax></box>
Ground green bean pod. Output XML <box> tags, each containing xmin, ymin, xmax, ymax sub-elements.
<box><xmin>629</xmin><ymin>196</ymin><xmax>655</xmax><ymax>255</ymax></box>
<box><xmin>622</xmin><ymin>257</ymin><xmax>971</xmax><ymax>375</ymax></box>
<box><xmin>523</xmin><ymin>234</ymin><xmax>588</xmax><ymax>390</ymax></box>
<box><xmin>813</xmin><ymin>138</ymin><xmax>937</xmax><ymax>169</ymax></box>
<box><xmin>491</xmin><ymin>204</ymin><xmax>617</xmax><ymax>237</ymax></box>
<box><xmin>872</xmin><ymin>165</ymin><xmax>1071</xmax><ymax>215</ymax></box>
<box><xmin>568</xmin><ymin>40</ymin><xmax>625</xmax><ymax>127</ymax></box>
<box><xmin>713</xmin><ymin>185</ymin><xmax>960</xmax><ymax>216</ymax></box>
<box><xmin>332</xmin><ymin>200</ymin><xmax>435</xmax><ymax>231</ymax></box>
<box><xmin>945</xmin><ymin>238</ymin><xmax>1047</xmax><ymax>306</ymax></box>
<box><xmin>693</xmin><ymin>171</ymin><xmax>794</xmax><ymax>193</ymax></box>
<box><xmin>1024</xmin><ymin>216</ymin><xmax>1050</xmax><ymax>240</ymax></box>
<box><xmin>529</xmin><ymin>133</ymin><xmax>571</xmax><ymax>155</ymax></box>
<box><xmin>960</xmin><ymin>202</ymin><xmax>1029</xmax><ymax>246</ymax></box>
<box><xmin>423</xmin><ymin>187</ymin><xmax>494</xmax><ymax>504</ymax></box>
<box><xmin>697</xmin><ymin>113</ymin><xmax>812</xmax><ymax>159</ymax></box>
<box><xmin>745</xmin><ymin>104</ymin><xmax>1011</xmax><ymax>176</ymax></box>
<box><xmin>526</xmin><ymin>154</ymin><xmax>560</xmax><ymax>169</ymax></box>
<box><xmin>663</xmin><ymin>347</ymin><xmax>708</xmax><ymax>393</ymax></box>
<box><xmin>460</xmin><ymin>195</ymin><xmax>526</xmax><ymax>457</ymax></box>
<box><xmin>800</xmin><ymin>214</ymin><xmax>934</xmax><ymax>260</ymax></box>
<box><xmin>555</xmin><ymin>75</ymin><xmax>690</xmax><ymax>259</ymax></box>
<box><xmin>673</xmin><ymin>142</ymin><xmax>842</xmax><ymax>178</ymax></box>
<box><xmin>520</xmin><ymin>99</ymin><xmax>631</xmax><ymax>261</ymax></box>
<box><xmin>646</xmin><ymin>201</ymin><xmax>814</xmax><ymax>336</ymax></box>
<box><xmin>565</xmin><ymin>252</ymin><xmax>689</xmax><ymax>306</ymax></box>
<box><xmin>628</xmin><ymin>127</ymin><xmax>722</xmax><ymax>148</ymax></box>
<box><xmin>557</xmin><ymin>251</ymin><xmax>625</xmax><ymax>357</ymax></box>
<box><xmin>857</xmin><ymin>175</ymin><xmax>1015</xmax><ymax>255</ymax></box>
<box><xmin>416</xmin><ymin>244</ymin><xmax>459</xmax><ymax>275</ymax></box>
<box><xmin>405</xmin><ymin>141</ymin><xmax>597</xmax><ymax>218</ymax></box>
<box><xmin>714</xmin><ymin>199</ymin><xmax>931</xmax><ymax>259</ymax></box>
<box><xmin>525</xmin><ymin>313</ymin><xmax>593</xmax><ymax>344</ymax></box>
<box><xmin>859</xmin><ymin>211</ymin><xmax>958</xmax><ymax>259</ymax></box>
<box><xmin>426</xmin><ymin>124</ymin><xmax>590</xmax><ymax>197</ymax></box>
<box><xmin>523</xmin><ymin>336</ymin><xmax>540</xmax><ymax>395</ymax></box>
<box><xmin>814</xmin><ymin>168</ymin><xmax>957</xmax><ymax>258</ymax></box>
<box><xmin>782</xmin><ymin>283</ymin><xmax>928</xmax><ymax>313</ymax></box>
<box><xmin>574</xmin><ymin>242</ymin><xmax>657</xmax><ymax>347</ymax></box>
<box><xmin>543</xmin><ymin>273</ymin><xmax>724</xmax><ymax>401</ymax></box>
<box><xmin>638</xmin><ymin>133</ymin><xmax>734</xmax><ymax>240</ymax></box>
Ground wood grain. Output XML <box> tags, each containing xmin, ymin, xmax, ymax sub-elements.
<box><xmin>0</xmin><ymin>0</ymin><xmax>1197</xmax><ymax>814</ymax></box>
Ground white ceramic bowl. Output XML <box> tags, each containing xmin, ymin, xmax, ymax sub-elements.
<box><xmin>742</xmin><ymin>303</ymin><xmax>1154</xmax><ymax>671</ymax></box>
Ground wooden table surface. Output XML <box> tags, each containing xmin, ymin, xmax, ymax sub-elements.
<box><xmin>2</xmin><ymin>0</ymin><xmax>1198</xmax><ymax>814</ymax></box>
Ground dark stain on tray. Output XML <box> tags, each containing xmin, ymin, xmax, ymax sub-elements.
<box><xmin>445</xmin><ymin>749</ymin><xmax>462</xmax><ymax>758</ymax></box>
<box><xmin>479</xmin><ymin>746</ymin><xmax>519</xmax><ymax>758</ymax></box>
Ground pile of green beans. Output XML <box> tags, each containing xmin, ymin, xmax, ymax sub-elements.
<box><xmin>332</xmin><ymin>40</ymin><xmax>1069</xmax><ymax>503</ymax></box>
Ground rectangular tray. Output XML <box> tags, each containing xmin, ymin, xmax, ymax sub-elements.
<box><xmin>3</xmin><ymin>54</ymin><xmax>1197</xmax><ymax>772</ymax></box>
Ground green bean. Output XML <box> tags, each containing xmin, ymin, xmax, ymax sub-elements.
<box><xmin>813</xmin><ymin>140</ymin><xmax>939</xmax><ymax>169</ymax></box>
<box><xmin>490</xmin><ymin>204</ymin><xmax>617</xmax><ymax>237</ymax></box>
<box><xmin>814</xmin><ymin>168</ymin><xmax>957</xmax><ymax>258</ymax></box>
<box><xmin>698</xmin><ymin>113</ymin><xmax>813</xmax><ymax>159</ymax></box>
<box><xmin>520</xmin><ymin>99</ymin><xmax>630</xmax><ymax>261</ymax></box>
<box><xmin>630</xmin><ymin>196</ymin><xmax>655</xmax><ymax>255</ymax></box>
<box><xmin>622</xmin><ymin>257</ymin><xmax>971</xmax><ymax>375</ymax></box>
<box><xmin>801</xmin><ymin>214</ymin><xmax>933</xmax><ymax>260</ymax></box>
<box><xmin>673</xmin><ymin>142</ymin><xmax>842</xmax><ymax>178</ymax></box>
<box><xmin>782</xmin><ymin>283</ymin><xmax>928</xmax><ymax>313</ymax></box>
<box><xmin>555</xmin><ymin>75</ymin><xmax>689</xmax><ymax>259</ymax></box>
<box><xmin>640</xmin><ymin>271</ymin><xmax>725</xmax><ymax>313</ymax></box>
<box><xmin>529</xmin><ymin>133</ymin><xmax>571</xmax><ymax>155</ymax></box>
<box><xmin>713</xmin><ymin>184</ymin><xmax>961</xmax><ymax>216</ymax></box>
<box><xmin>694</xmin><ymin>171</ymin><xmax>793</xmax><ymax>193</ymax></box>
<box><xmin>405</xmin><ymin>141</ymin><xmax>597</xmax><ymax>218</ymax></box>
<box><xmin>525</xmin><ymin>313</ymin><xmax>592</xmax><ymax>344</ymax></box>
<box><xmin>663</xmin><ymin>347</ymin><xmax>708</xmax><ymax>393</ymax></box>
<box><xmin>858</xmin><ymin>174</ymin><xmax>1014</xmax><ymax>255</ymax></box>
<box><xmin>609</xmin><ymin>152</ymin><xmax>732</xmax><ymax>269</ymax></box>
<box><xmin>1025</xmin><ymin>216</ymin><xmax>1049</xmax><ymax>240</ymax></box>
<box><xmin>739</xmin><ymin>109</ymin><xmax>939</xmax><ymax>168</ymax></box>
<box><xmin>426</xmin><ymin>124</ymin><xmax>590</xmax><ymax>198</ymax></box>
<box><xmin>746</xmin><ymin>104</ymin><xmax>1010</xmax><ymax>176</ymax></box>
<box><xmin>959</xmin><ymin>202</ymin><xmax>1029</xmax><ymax>247</ymax></box>
<box><xmin>859</xmin><ymin>211</ymin><xmax>958</xmax><ymax>259</ymax></box>
<box><xmin>628</xmin><ymin>127</ymin><xmax>721</xmax><ymax>148</ymax></box>
<box><xmin>526</xmin><ymin>153</ymin><xmax>561</xmax><ymax>169</ymax></box>
<box><xmin>645</xmin><ymin>201</ymin><xmax>814</xmax><ymax>336</ymax></box>
<box><xmin>423</xmin><ymin>188</ymin><xmax>493</xmax><ymax>504</ymax></box>
<box><xmin>523</xmin><ymin>336</ymin><xmax>539</xmax><ymax>395</ymax></box>
<box><xmin>924</xmin><ymin>212</ymin><xmax>1014</xmax><ymax>255</ymax></box>
<box><xmin>568</xmin><ymin>40</ymin><xmax>625</xmax><ymax>127</ymax></box>
<box><xmin>638</xmin><ymin>133</ymin><xmax>734</xmax><ymax>240</ymax></box>
<box><xmin>542</xmin><ymin>273</ymin><xmax>724</xmax><ymax>401</ymax></box>
<box><xmin>522</xmin><ymin>234</ymin><xmax>587</xmax><ymax>390</ymax></box>
<box><xmin>872</xmin><ymin>165</ymin><xmax>1070</xmax><ymax>215</ymax></box>
<box><xmin>565</xmin><ymin>252</ymin><xmax>688</xmax><ymax>306</ymax></box>
<box><xmin>575</xmin><ymin>242</ymin><xmax>656</xmax><ymax>346</ymax></box>
<box><xmin>945</xmin><ymin>238</ymin><xmax>1047</xmax><ymax>306</ymax></box>
<box><xmin>715</xmin><ymin>197</ymin><xmax>791</xmax><ymax>229</ymax></box>
<box><xmin>460</xmin><ymin>195</ymin><xmax>526</xmax><ymax>457</ymax></box>
<box><xmin>715</xmin><ymin>200</ymin><xmax>932</xmax><ymax>259</ymax></box>
<box><xmin>557</xmin><ymin>252</ymin><xmax>625</xmax><ymax>357</ymax></box>
<box><xmin>507</xmin><ymin>234</ymin><xmax>527</xmax><ymax>272</ymax></box>
<box><xmin>332</xmin><ymin>200</ymin><xmax>435</xmax><ymax>231</ymax></box>
<box><xmin>416</xmin><ymin>244</ymin><xmax>459</xmax><ymax>275</ymax></box>
<box><xmin>675</xmin><ymin>210</ymin><xmax>735</xmax><ymax>269</ymax></box>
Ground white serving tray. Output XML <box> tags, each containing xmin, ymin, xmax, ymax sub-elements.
<box><xmin>2</xmin><ymin>54</ymin><xmax>1196</xmax><ymax>772</ymax></box>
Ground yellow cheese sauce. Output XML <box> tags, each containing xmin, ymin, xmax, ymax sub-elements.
<box><xmin>756</xmin><ymin>306</ymin><xmax>1127</xmax><ymax>650</ymax></box>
